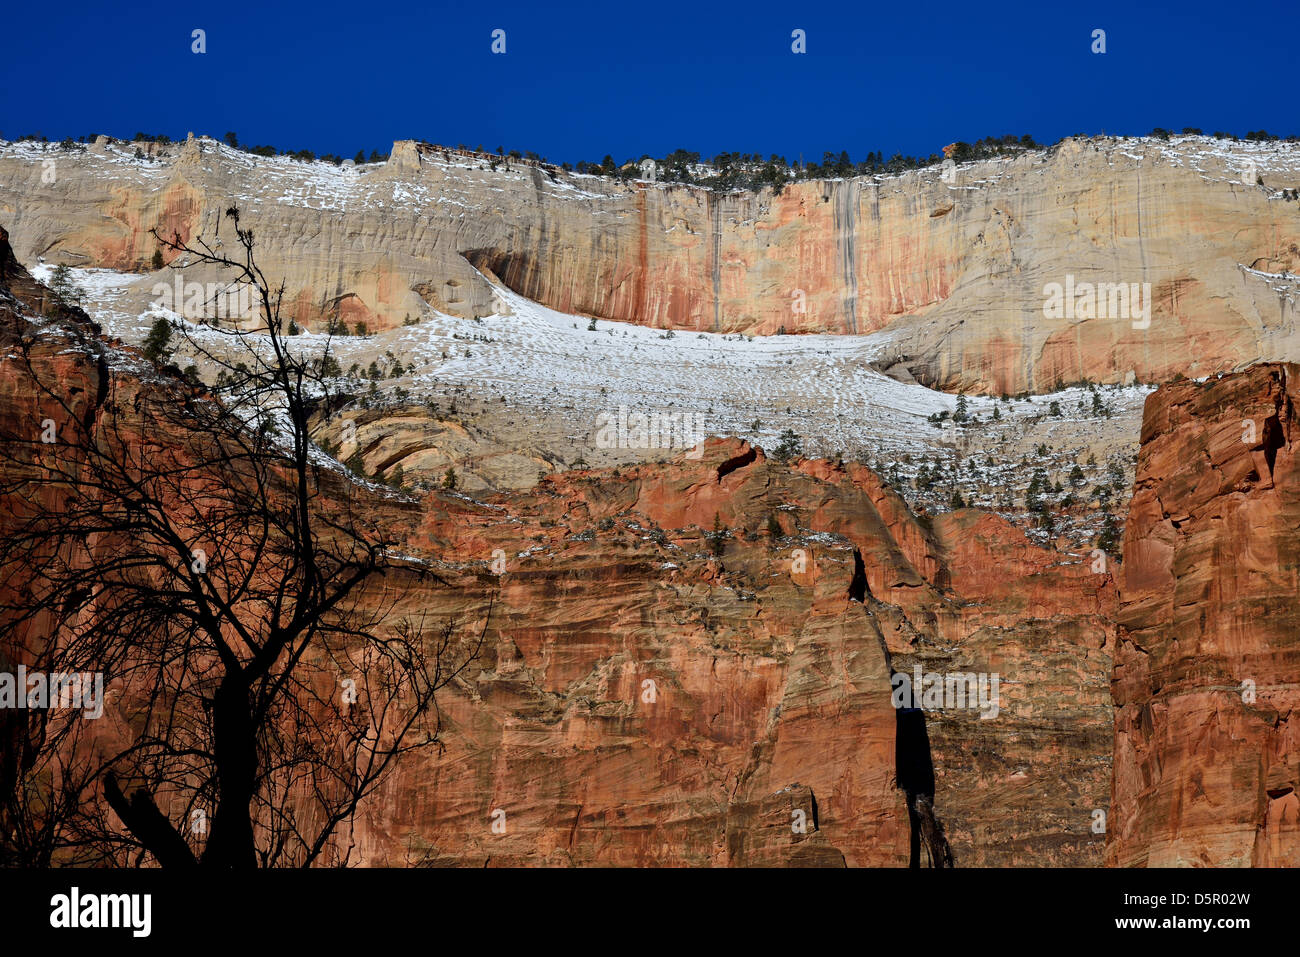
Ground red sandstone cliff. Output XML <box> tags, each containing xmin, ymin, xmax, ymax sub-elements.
<box><xmin>0</xmin><ymin>228</ymin><xmax>1117</xmax><ymax>865</ymax></box>
<box><xmin>16</xmin><ymin>223</ymin><xmax>1300</xmax><ymax>867</ymax></box>
<box><xmin>1110</xmin><ymin>364</ymin><xmax>1300</xmax><ymax>866</ymax></box>
<box><xmin>394</xmin><ymin>443</ymin><xmax>1115</xmax><ymax>865</ymax></box>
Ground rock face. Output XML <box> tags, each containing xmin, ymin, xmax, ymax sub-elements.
<box><xmin>10</xmin><ymin>193</ymin><xmax>1300</xmax><ymax>865</ymax></box>
<box><xmin>0</xmin><ymin>234</ymin><xmax>1117</xmax><ymax>865</ymax></box>
<box><xmin>380</xmin><ymin>446</ymin><xmax>1116</xmax><ymax>866</ymax></box>
<box><xmin>1110</xmin><ymin>364</ymin><xmax>1300</xmax><ymax>866</ymax></box>
<box><xmin>392</xmin><ymin>461</ymin><xmax>914</xmax><ymax>866</ymax></box>
<box><xmin>3</xmin><ymin>135</ymin><xmax>1300</xmax><ymax>394</ymax></box>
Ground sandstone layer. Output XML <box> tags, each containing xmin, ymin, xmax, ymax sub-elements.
<box><xmin>377</xmin><ymin>446</ymin><xmax>1116</xmax><ymax>866</ymax></box>
<box><xmin>3</xmin><ymin>135</ymin><xmax>1300</xmax><ymax>394</ymax></box>
<box><xmin>0</xmin><ymin>232</ymin><xmax>1115</xmax><ymax>865</ymax></box>
<box><xmin>1110</xmin><ymin>363</ymin><xmax>1300</xmax><ymax>866</ymax></box>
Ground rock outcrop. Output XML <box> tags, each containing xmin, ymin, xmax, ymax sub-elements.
<box><xmin>0</xmin><ymin>232</ymin><xmax>1117</xmax><ymax>865</ymax></box>
<box><xmin>10</xmin><ymin>157</ymin><xmax>1300</xmax><ymax>865</ymax></box>
<box><xmin>1110</xmin><ymin>364</ymin><xmax>1300</xmax><ymax>866</ymax></box>
<box><xmin>385</xmin><ymin>443</ymin><xmax>1116</xmax><ymax>866</ymax></box>
<box><xmin>3</xmin><ymin>135</ymin><xmax>1300</xmax><ymax>394</ymax></box>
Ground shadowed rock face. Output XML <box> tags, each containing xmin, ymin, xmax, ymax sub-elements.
<box><xmin>1110</xmin><ymin>364</ymin><xmax>1300</xmax><ymax>867</ymax></box>
<box><xmin>4</xmin><ymin>135</ymin><xmax>1300</xmax><ymax>395</ymax></box>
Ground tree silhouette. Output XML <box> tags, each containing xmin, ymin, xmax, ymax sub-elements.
<box><xmin>0</xmin><ymin>210</ymin><xmax>488</xmax><ymax>867</ymax></box>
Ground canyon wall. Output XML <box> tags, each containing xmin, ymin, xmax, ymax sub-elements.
<box><xmin>372</xmin><ymin>444</ymin><xmax>1116</xmax><ymax>866</ymax></box>
<box><xmin>9</xmin><ymin>143</ymin><xmax>1300</xmax><ymax>864</ymax></box>
<box><xmin>2</xmin><ymin>135</ymin><xmax>1299</xmax><ymax>394</ymax></box>
<box><xmin>1109</xmin><ymin>363</ymin><xmax>1300</xmax><ymax>866</ymax></box>
<box><xmin>0</xmin><ymin>235</ymin><xmax>1116</xmax><ymax>865</ymax></box>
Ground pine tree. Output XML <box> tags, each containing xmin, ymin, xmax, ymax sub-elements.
<box><xmin>773</xmin><ymin>428</ymin><xmax>803</xmax><ymax>463</ymax></box>
<box><xmin>1097</xmin><ymin>514</ymin><xmax>1120</xmax><ymax>554</ymax></box>
<box><xmin>442</xmin><ymin>466</ymin><xmax>457</xmax><ymax>490</ymax></box>
<box><xmin>1026</xmin><ymin>468</ymin><xmax>1048</xmax><ymax>510</ymax></box>
<box><xmin>48</xmin><ymin>264</ymin><xmax>85</xmax><ymax>308</ymax></box>
<box><xmin>142</xmin><ymin>318</ymin><xmax>174</xmax><ymax>363</ymax></box>
<box><xmin>709</xmin><ymin>513</ymin><xmax>726</xmax><ymax>557</ymax></box>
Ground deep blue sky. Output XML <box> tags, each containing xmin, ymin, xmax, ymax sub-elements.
<box><xmin>2</xmin><ymin>0</ymin><xmax>1293</xmax><ymax>165</ymax></box>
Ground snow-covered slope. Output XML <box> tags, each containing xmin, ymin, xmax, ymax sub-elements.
<box><xmin>38</xmin><ymin>261</ymin><xmax>1151</xmax><ymax>549</ymax></box>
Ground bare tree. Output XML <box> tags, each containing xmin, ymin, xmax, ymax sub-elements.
<box><xmin>0</xmin><ymin>210</ymin><xmax>487</xmax><ymax>867</ymax></box>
